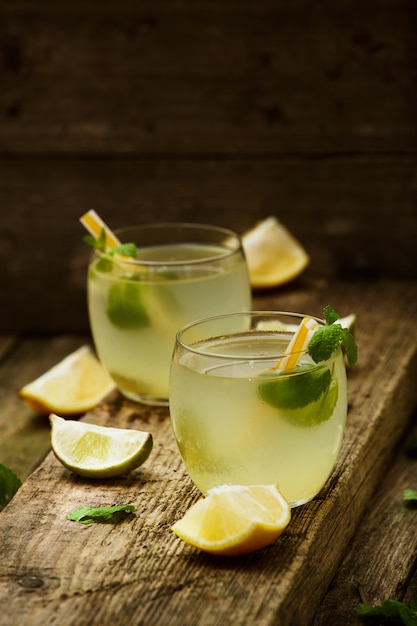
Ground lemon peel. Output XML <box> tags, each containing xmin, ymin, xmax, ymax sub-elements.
<box><xmin>242</xmin><ymin>216</ymin><xmax>309</xmax><ymax>288</ymax></box>
<box><xmin>19</xmin><ymin>346</ymin><xmax>116</xmax><ymax>416</ymax></box>
<box><xmin>171</xmin><ymin>484</ymin><xmax>290</xmax><ymax>556</ymax></box>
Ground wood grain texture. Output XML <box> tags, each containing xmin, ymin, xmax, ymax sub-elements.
<box><xmin>1</xmin><ymin>0</ymin><xmax>416</xmax><ymax>155</ymax></box>
<box><xmin>313</xmin><ymin>416</ymin><xmax>417</xmax><ymax>624</ymax></box>
<box><xmin>1</xmin><ymin>158</ymin><xmax>416</xmax><ymax>331</ymax></box>
<box><xmin>0</xmin><ymin>334</ymin><xmax>91</xmax><ymax>479</ymax></box>
<box><xmin>1</xmin><ymin>279</ymin><xmax>417</xmax><ymax>625</ymax></box>
<box><xmin>1</xmin><ymin>0</ymin><xmax>416</xmax><ymax>331</ymax></box>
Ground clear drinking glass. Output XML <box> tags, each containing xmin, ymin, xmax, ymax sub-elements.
<box><xmin>169</xmin><ymin>311</ymin><xmax>348</xmax><ymax>507</ymax></box>
<box><xmin>87</xmin><ymin>223</ymin><xmax>251</xmax><ymax>406</ymax></box>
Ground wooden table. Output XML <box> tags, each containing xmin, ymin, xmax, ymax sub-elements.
<box><xmin>1</xmin><ymin>278</ymin><xmax>417</xmax><ymax>625</ymax></box>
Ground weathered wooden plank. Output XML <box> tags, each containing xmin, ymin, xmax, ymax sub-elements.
<box><xmin>313</xmin><ymin>417</ymin><xmax>417</xmax><ymax>625</ymax></box>
<box><xmin>0</xmin><ymin>334</ymin><xmax>91</xmax><ymax>480</ymax></box>
<box><xmin>0</xmin><ymin>280</ymin><xmax>416</xmax><ymax>625</ymax></box>
<box><xmin>0</xmin><ymin>0</ymin><xmax>415</xmax><ymax>155</ymax></box>
<box><xmin>0</xmin><ymin>335</ymin><xmax>17</xmax><ymax>358</ymax></box>
<box><xmin>1</xmin><ymin>158</ymin><xmax>416</xmax><ymax>332</ymax></box>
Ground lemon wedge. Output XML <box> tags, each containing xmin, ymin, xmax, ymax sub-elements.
<box><xmin>50</xmin><ymin>414</ymin><xmax>153</xmax><ymax>478</ymax></box>
<box><xmin>171</xmin><ymin>484</ymin><xmax>290</xmax><ymax>556</ymax></box>
<box><xmin>19</xmin><ymin>345</ymin><xmax>116</xmax><ymax>416</ymax></box>
<box><xmin>242</xmin><ymin>216</ymin><xmax>309</xmax><ymax>288</ymax></box>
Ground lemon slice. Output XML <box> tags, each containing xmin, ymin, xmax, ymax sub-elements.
<box><xmin>19</xmin><ymin>345</ymin><xmax>116</xmax><ymax>416</ymax></box>
<box><xmin>242</xmin><ymin>216</ymin><xmax>309</xmax><ymax>288</ymax></box>
<box><xmin>50</xmin><ymin>414</ymin><xmax>153</xmax><ymax>478</ymax></box>
<box><xmin>338</xmin><ymin>313</ymin><xmax>356</xmax><ymax>331</ymax></box>
<box><xmin>171</xmin><ymin>484</ymin><xmax>290</xmax><ymax>556</ymax></box>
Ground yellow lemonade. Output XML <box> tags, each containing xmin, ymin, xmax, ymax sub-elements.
<box><xmin>88</xmin><ymin>228</ymin><xmax>250</xmax><ymax>405</ymax></box>
<box><xmin>170</xmin><ymin>314</ymin><xmax>348</xmax><ymax>507</ymax></box>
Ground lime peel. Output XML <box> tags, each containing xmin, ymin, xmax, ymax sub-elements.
<box><xmin>50</xmin><ymin>414</ymin><xmax>153</xmax><ymax>478</ymax></box>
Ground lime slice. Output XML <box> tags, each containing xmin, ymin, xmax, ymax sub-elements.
<box><xmin>107</xmin><ymin>281</ymin><xmax>150</xmax><ymax>329</ymax></box>
<box><xmin>171</xmin><ymin>484</ymin><xmax>290</xmax><ymax>556</ymax></box>
<box><xmin>281</xmin><ymin>377</ymin><xmax>338</xmax><ymax>427</ymax></box>
<box><xmin>50</xmin><ymin>414</ymin><xmax>153</xmax><ymax>478</ymax></box>
<box><xmin>258</xmin><ymin>364</ymin><xmax>338</xmax><ymax>427</ymax></box>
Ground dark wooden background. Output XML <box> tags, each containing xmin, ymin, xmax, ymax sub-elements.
<box><xmin>1</xmin><ymin>0</ymin><xmax>416</xmax><ymax>332</ymax></box>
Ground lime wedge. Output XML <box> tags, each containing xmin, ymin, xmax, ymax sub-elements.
<box><xmin>258</xmin><ymin>364</ymin><xmax>338</xmax><ymax>427</ymax></box>
<box><xmin>50</xmin><ymin>414</ymin><xmax>153</xmax><ymax>477</ymax></box>
<box><xmin>107</xmin><ymin>281</ymin><xmax>150</xmax><ymax>329</ymax></box>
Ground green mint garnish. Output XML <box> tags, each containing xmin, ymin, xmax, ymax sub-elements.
<box><xmin>111</xmin><ymin>242</ymin><xmax>138</xmax><ymax>259</ymax></box>
<box><xmin>0</xmin><ymin>464</ymin><xmax>22</xmax><ymax>509</ymax></box>
<box><xmin>356</xmin><ymin>598</ymin><xmax>417</xmax><ymax>625</ymax></box>
<box><xmin>308</xmin><ymin>305</ymin><xmax>358</xmax><ymax>367</ymax></box>
<box><xmin>403</xmin><ymin>488</ymin><xmax>417</xmax><ymax>504</ymax></box>
<box><xmin>84</xmin><ymin>228</ymin><xmax>138</xmax><ymax>272</ymax></box>
<box><xmin>83</xmin><ymin>228</ymin><xmax>107</xmax><ymax>251</ymax></box>
<box><xmin>323</xmin><ymin>304</ymin><xmax>340</xmax><ymax>325</ymax></box>
<box><xmin>107</xmin><ymin>282</ymin><xmax>150</xmax><ymax>329</ymax></box>
<box><xmin>67</xmin><ymin>504</ymin><xmax>135</xmax><ymax>525</ymax></box>
<box><xmin>84</xmin><ymin>228</ymin><xmax>149</xmax><ymax>329</ymax></box>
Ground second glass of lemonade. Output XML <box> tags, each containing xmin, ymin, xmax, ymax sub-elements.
<box><xmin>87</xmin><ymin>223</ymin><xmax>251</xmax><ymax>406</ymax></box>
<box><xmin>169</xmin><ymin>311</ymin><xmax>348</xmax><ymax>507</ymax></box>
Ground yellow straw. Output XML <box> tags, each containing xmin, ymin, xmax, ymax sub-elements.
<box><xmin>273</xmin><ymin>316</ymin><xmax>319</xmax><ymax>372</ymax></box>
<box><xmin>80</xmin><ymin>209</ymin><xmax>121</xmax><ymax>249</ymax></box>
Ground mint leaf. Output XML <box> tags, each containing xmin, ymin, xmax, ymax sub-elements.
<box><xmin>308</xmin><ymin>325</ymin><xmax>343</xmax><ymax>363</ymax></box>
<box><xmin>323</xmin><ymin>304</ymin><xmax>340</xmax><ymax>325</ymax></box>
<box><xmin>356</xmin><ymin>599</ymin><xmax>417</xmax><ymax>625</ymax></box>
<box><xmin>67</xmin><ymin>504</ymin><xmax>135</xmax><ymax>525</ymax></box>
<box><xmin>308</xmin><ymin>306</ymin><xmax>358</xmax><ymax>367</ymax></box>
<box><xmin>0</xmin><ymin>464</ymin><xmax>22</xmax><ymax>509</ymax></box>
<box><xmin>107</xmin><ymin>282</ymin><xmax>150</xmax><ymax>329</ymax></box>
<box><xmin>84</xmin><ymin>227</ymin><xmax>138</xmax><ymax>263</ymax></box>
<box><xmin>84</xmin><ymin>228</ymin><xmax>107</xmax><ymax>251</ymax></box>
<box><xmin>110</xmin><ymin>242</ymin><xmax>138</xmax><ymax>259</ymax></box>
<box><xmin>404</xmin><ymin>488</ymin><xmax>417</xmax><ymax>503</ymax></box>
<box><xmin>342</xmin><ymin>327</ymin><xmax>358</xmax><ymax>367</ymax></box>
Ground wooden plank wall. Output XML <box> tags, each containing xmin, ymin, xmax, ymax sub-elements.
<box><xmin>1</xmin><ymin>0</ymin><xmax>416</xmax><ymax>332</ymax></box>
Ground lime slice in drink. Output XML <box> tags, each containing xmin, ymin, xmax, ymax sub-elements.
<box><xmin>107</xmin><ymin>280</ymin><xmax>150</xmax><ymax>329</ymax></box>
<box><xmin>258</xmin><ymin>364</ymin><xmax>338</xmax><ymax>427</ymax></box>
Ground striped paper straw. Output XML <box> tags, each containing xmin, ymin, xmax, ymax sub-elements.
<box><xmin>80</xmin><ymin>209</ymin><xmax>121</xmax><ymax>249</ymax></box>
<box><xmin>273</xmin><ymin>316</ymin><xmax>319</xmax><ymax>372</ymax></box>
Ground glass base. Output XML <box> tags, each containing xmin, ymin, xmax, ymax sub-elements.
<box><xmin>288</xmin><ymin>495</ymin><xmax>316</xmax><ymax>508</ymax></box>
<box><xmin>119</xmin><ymin>389</ymin><xmax>169</xmax><ymax>407</ymax></box>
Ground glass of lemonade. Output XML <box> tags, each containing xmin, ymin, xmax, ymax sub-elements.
<box><xmin>169</xmin><ymin>311</ymin><xmax>348</xmax><ymax>507</ymax></box>
<box><xmin>87</xmin><ymin>223</ymin><xmax>251</xmax><ymax>406</ymax></box>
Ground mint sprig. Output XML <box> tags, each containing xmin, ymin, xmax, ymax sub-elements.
<box><xmin>67</xmin><ymin>504</ymin><xmax>136</xmax><ymax>525</ymax></box>
<box><xmin>356</xmin><ymin>598</ymin><xmax>417</xmax><ymax>625</ymax></box>
<box><xmin>84</xmin><ymin>228</ymin><xmax>138</xmax><ymax>260</ymax></box>
<box><xmin>0</xmin><ymin>464</ymin><xmax>22</xmax><ymax>509</ymax></box>
<box><xmin>403</xmin><ymin>488</ymin><xmax>417</xmax><ymax>503</ymax></box>
<box><xmin>308</xmin><ymin>305</ymin><xmax>358</xmax><ymax>367</ymax></box>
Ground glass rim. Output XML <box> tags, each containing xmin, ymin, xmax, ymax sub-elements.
<box><xmin>175</xmin><ymin>310</ymin><xmax>326</xmax><ymax>361</ymax></box>
<box><xmin>90</xmin><ymin>221</ymin><xmax>244</xmax><ymax>267</ymax></box>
